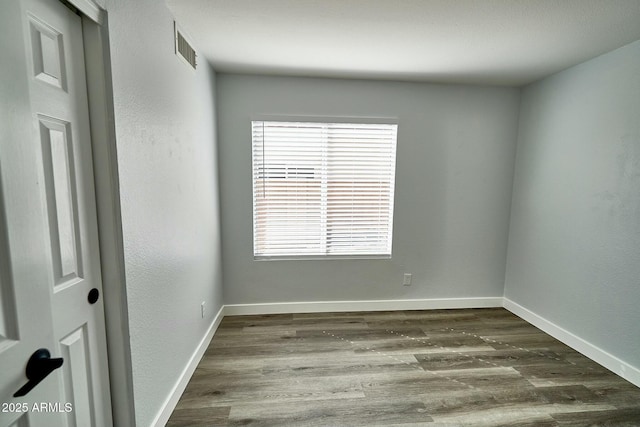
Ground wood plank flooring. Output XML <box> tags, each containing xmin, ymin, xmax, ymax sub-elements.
<box><xmin>166</xmin><ymin>308</ymin><xmax>640</xmax><ymax>426</ymax></box>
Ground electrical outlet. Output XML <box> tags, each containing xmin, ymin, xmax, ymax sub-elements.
<box><xmin>403</xmin><ymin>273</ymin><xmax>412</xmax><ymax>286</ymax></box>
<box><xmin>201</xmin><ymin>301</ymin><xmax>206</xmax><ymax>318</ymax></box>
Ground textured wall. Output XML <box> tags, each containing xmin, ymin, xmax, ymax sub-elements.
<box><xmin>104</xmin><ymin>0</ymin><xmax>223</xmax><ymax>425</ymax></box>
<box><xmin>217</xmin><ymin>74</ymin><xmax>520</xmax><ymax>304</ymax></box>
<box><xmin>505</xmin><ymin>40</ymin><xmax>640</xmax><ymax>370</ymax></box>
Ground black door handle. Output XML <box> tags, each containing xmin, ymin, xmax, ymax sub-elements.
<box><xmin>13</xmin><ymin>348</ymin><xmax>64</xmax><ymax>397</ymax></box>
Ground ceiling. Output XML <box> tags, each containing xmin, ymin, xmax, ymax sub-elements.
<box><xmin>166</xmin><ymin>0</ymin><xmax>640</xmax><ymax>86</ymax></box>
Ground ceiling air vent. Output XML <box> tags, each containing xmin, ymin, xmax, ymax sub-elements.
<box><xmin>174</xmin><ymin>22</ymin><xmax>197</xmax><ymax>69</ymax></box>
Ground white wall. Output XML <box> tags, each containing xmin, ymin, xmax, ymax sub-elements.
<box><xmin>104</xmin><ymin>0</ymin><xmax>223</xmax><ymax>426</ymax></box>
<box><xmin>217</xmin><ymin>74</ymin><xmax>520</xmax><ymax>305</ymax></box>
<box><xmin>505</xmin><ymin>40</ymin><xmax>640</xmax><ymax>371</ymax></box>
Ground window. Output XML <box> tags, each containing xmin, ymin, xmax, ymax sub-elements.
<box><xmin>252</xmin><ymin>120</ymin><xmax>398</xmax><ymax>259</ymax></box>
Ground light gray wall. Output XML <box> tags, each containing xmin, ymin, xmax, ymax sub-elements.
<box><xmin>104</xmin><ymin>0</ymin><xmax>223</xmax><ymax>426</ymax></box>
<box><xmin>505</xmin><ymin>40</ymin><xmax>640</xmax><ymax>369</ymax></box>
<box><xmin>217</xmin><ymin>74</ymin><xmax>520</xmax><ymax>304</ymax></box>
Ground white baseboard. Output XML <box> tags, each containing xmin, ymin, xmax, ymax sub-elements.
<box><xmin>150</xmin><ymin>297</ymin><xmax>639</xmax><ymax>427</ymax></box>
<box><xmin>151</xmin><ymin>305</ymin><xmax>225</xmax><ymax>427</ymax></box>
<box><xmin>223</xmin><ymin>297</ymin><xmax>503</xmax><ymax>316</ymax></box>
<box><xmin>503</xmin><ymin>298</ymin><xmax>640</xmax><ymax>388</ymax></box>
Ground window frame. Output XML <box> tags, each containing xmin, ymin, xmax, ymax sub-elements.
<box><xmin>251</xmin><ymin>115</ymin><xmax>399</xmax><ymax>261</ymax></box>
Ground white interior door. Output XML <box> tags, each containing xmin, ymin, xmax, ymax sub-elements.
<box><xmin>0</xmin><ymin>0</ymin><xmax>112</xmax><ymax>426</ymax></box>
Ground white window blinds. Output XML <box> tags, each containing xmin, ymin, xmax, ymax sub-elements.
<box><xmin>252</xmin><ymin>120</ymin><xmax>398</xmax><ymax>258</ymax></box>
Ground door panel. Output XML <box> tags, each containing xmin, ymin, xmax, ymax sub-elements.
<box><xmin>0</xmin><ymin>0</ymin><xmax>62</xmax><ymax>415</ymax></box>
<box><xmin>0</xmin><ymin>0</ymin><xmax>112</xmax><ymax>426</ymax></box>
<box><xmin>28</xmin><ymin>15</ymin><xmax>66</xmax><ymax>90</ymax></box>
<box><xmin>38</xmin><ymin>116</ymin><xmax>82</xmax><ymax>286</ymax></box>
<box><xmin>59</xmin><ymin>326</ymin><xmax>92</xmax><ymax>427</ymax></box>
<box><xmin>0</xmin><ymin>186</ymin><xmax>19</xmax><ymax>346</ymax></box>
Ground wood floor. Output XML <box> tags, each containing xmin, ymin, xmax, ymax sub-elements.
<box><xmin>166</xmin><ymin>308</ymin><xmax>640</xmax><ymax>426</ymax></box>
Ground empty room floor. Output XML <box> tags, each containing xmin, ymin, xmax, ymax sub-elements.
<box><xmin>166</xmin><ymin>308</ymin><xmax>640</xmax><ymax>426</ymax></box>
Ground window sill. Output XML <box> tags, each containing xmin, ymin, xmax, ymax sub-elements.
<box><xmin>253</xmin><ymin>254</ymin><xmax>392</xmax><ymax>261</ymax></box>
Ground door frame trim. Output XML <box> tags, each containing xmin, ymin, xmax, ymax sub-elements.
<box><xmin>68</xmin><ymin>0</ymin><xmax>102</xmax><ymax>24</ymax></box>
<box><xmin>70</xmin><ymin>3</ymin><xmax>135</xmax><ymax>426</ymax></box>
